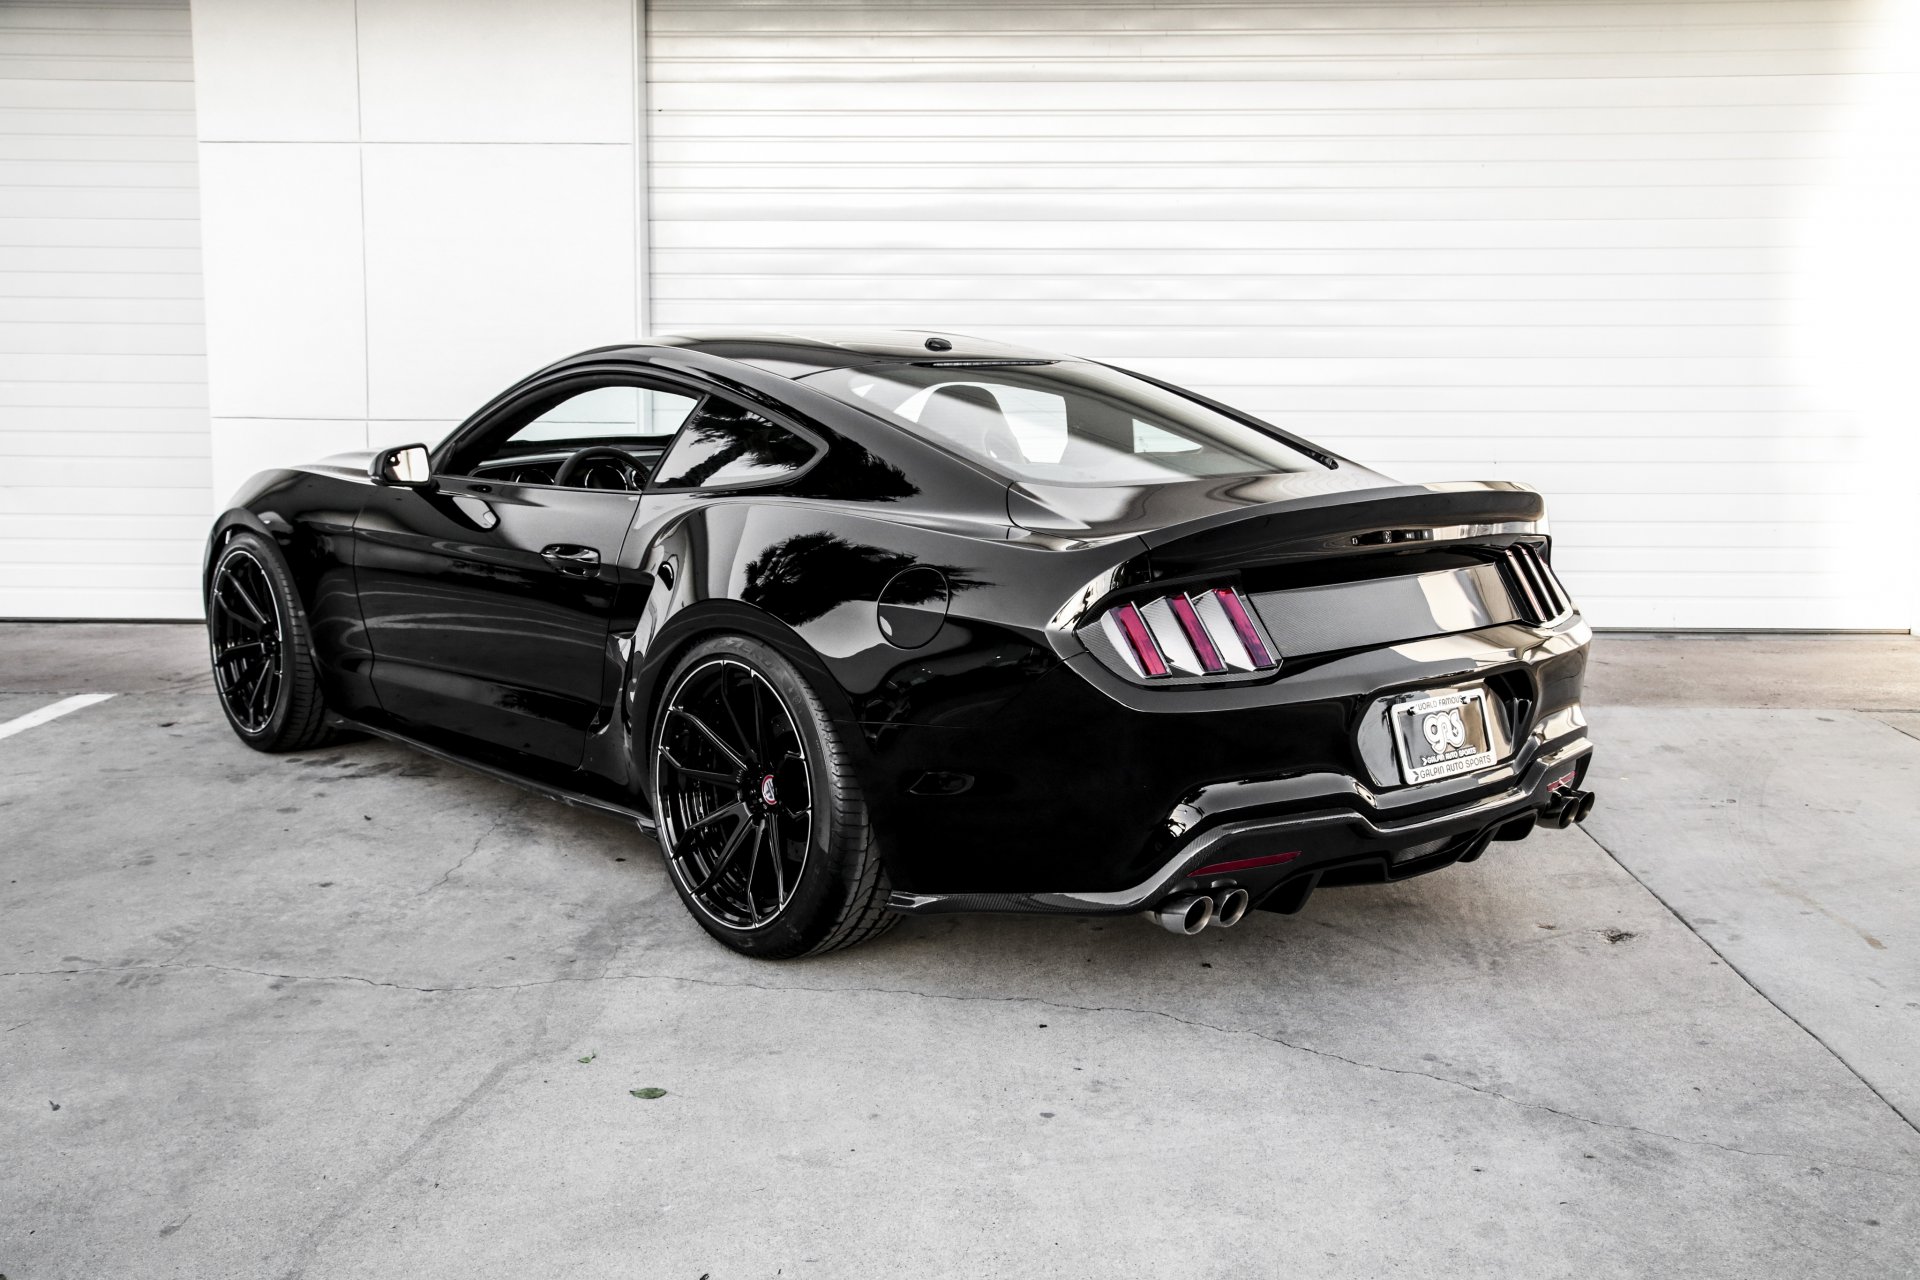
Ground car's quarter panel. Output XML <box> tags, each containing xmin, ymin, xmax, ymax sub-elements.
<box><xmin>351</xmin><ymin>478</ymin><xmax>647</xmax><ymax>766</ymax></box>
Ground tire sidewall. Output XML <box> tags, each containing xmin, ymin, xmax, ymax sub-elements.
<box><xmin>650</xmin><ymin>634</ymin><xmax>859</xmax><ymax>958</ymax></box>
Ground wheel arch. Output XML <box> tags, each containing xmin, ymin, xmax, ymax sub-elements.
<box><xmin>203</xmin><ymin>508</ymin><xmax>282</xmax><ymax>588</ymax></box>
<box><xmin>625</xmin><ymin>597</ymin><xmax>862</xmax><ymax>780</ymax></box>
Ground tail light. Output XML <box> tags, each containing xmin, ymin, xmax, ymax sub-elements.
<box><xmin>1096</xmin><ymin>586</ymin><xmax>1280</xmax><ymax>681</ymax></box>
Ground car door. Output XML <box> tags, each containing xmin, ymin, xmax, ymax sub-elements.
<box><xmin>352</xmin><ymin>375</ymin><xmax>699</xmax><ymax>767</ymax></box>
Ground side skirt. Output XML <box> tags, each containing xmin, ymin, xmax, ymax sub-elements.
<box><xmin>326</xmin><ymin>714</ymin><xmax>657</xmax><ymax>835</ymax></box>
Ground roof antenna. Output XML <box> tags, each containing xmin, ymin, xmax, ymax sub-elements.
<box><xmin>923</xmin><ymin>336</ymin><xmax>953</xmax><ymax>352</ymax></box>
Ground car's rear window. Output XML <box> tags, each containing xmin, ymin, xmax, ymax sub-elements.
<box><xmin>798</xmin><ymin>361</ymin><xmax>1325</xmax><ymax>484</ymax></box>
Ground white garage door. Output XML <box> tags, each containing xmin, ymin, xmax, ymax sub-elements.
<box><xmin>0</xmin><ymin>0</ymin><xmax>207</xmax><ymax>620</ymax></box>
<box><xmin>648</xmin><ymin>0</ymin><xmax>1914</xmax><ymax>630</ymax></box>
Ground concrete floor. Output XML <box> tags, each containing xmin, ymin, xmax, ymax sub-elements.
<box><xmin>2</xmin><ymin>626</ymin><xmax>1917</xmax><ymax>1279</ymax></box>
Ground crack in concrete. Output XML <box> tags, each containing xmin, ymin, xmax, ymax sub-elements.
<box><xmin>419</xmin><ymin>795</ymin><xmax>524</xmax><ymax>895</ymax></box>
<box><xmin>1576</xmin><ymin>824</ymin><xmax>1920</xmax><ymax>1142</ymax></box>
<box><xmin>8</xmin><ymin>958</ymin><xmax>1914</xmax><ymax>1180</ymax></box>
<box><xmin>277</xmin><ymin>1055</ymin><xmax>521</xmax><ymax>1280</ymax></box>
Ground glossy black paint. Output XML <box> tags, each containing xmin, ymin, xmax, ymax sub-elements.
<box><xmin>207</xmin><ymin>329</ymin><xmax>1595</xmax><ymax>913</ymax></box>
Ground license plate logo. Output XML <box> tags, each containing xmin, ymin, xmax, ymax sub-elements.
<box><xmin>1394</xmin><ymin>688</ymin><xmax>1496</xmax><ymax>784</ymax></box>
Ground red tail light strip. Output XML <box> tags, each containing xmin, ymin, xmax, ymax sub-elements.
<box><xmin>1139</xmin><ymin>597</ymin><xmax>1203</xmax><ymax>674</ymax></box>
<box><xmin>1211</xmin><ymin>588</ymin><xmax>1276</xmax><ymax>669</ymax></box>
<box><xmin>1095</xmin><ymin>584</ymin><xmax>1278</xmax><ymax>681</ymax></box>
<box><xmin>1167</xmin><ymin>594</ymin><xmax>1226</xmax><ymax>673</ymax></box>
<box><xmin>1102</xmin><ymin>601</ymin><xmax>1169</xmax><ymax>678</ymax></box>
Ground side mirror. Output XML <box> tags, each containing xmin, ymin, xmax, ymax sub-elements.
<box><xmin>369</xmin><ymin>443</ymin><xmax>432</xmax><ymax>488</ymax></box>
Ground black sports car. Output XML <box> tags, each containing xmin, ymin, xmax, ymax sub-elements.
<box><xmin>205</xmin><ymin>329</ymin><xmax>1596</xmax><ymax>958</ymax></box>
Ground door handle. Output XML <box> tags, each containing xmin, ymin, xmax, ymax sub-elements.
<box><xmin>541</xmin><ymin>544</ymin><xmax>601</xmax><ymax>577</ymax></box>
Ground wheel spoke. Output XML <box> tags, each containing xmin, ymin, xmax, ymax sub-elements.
<box><xmin>226</xmin><ymin>572</ymin><xmax>272</xmax><ymax>628</ymax></box>
<box><xmin>674</xmin><ymin>800</ymin><xmax>749</xmax><ymax>847</ymax></box>
<box><xmin>767</xmin><ymin>810</ymin><xmax>787</xmax><ymax>906</ymax></box>
<box><xmin>658</xmin><ymin>744</ymin><xmax>737</xmax><ymax>786</ymax></box>
<box><xmin>214</xmin><ymin>579</ymin><xmax>266</xmax><ymax>632</ymax></box>
<box><xmin>689</xmin><ymin>814</ymin><xmax>755</xmax><ymax>894</ymax></box>
<box><xmin>670</xmin><ymin>707</ymin><xmax>749</xmax><ymax>773</ymax></box>
<box><xmin>226</xmin><ymin>655</ymin><xmax>260</xmax><ymax>694</ymax></box>
<box><xmin>719</xmin><ymin>675</ymin><xmax>756</xmax><ymax>767</ymax></box>
<box><xmin>741</xmin><ymin>822</ymin><xmax>766</xmax><ymax>924</ymax></box>
<box><xmin>747</xmin><ymin>678</ymin><xmax>769</xmax><ymax>758</ymax></box>
<box><xmin>245</xmin><ymin>660</ymin><xmax>275</xmax><ymax>723</ymax></box>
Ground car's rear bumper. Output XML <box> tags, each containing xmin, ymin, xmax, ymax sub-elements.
<box><xmin>865</xmin><ymin>616</ymin><xmax>1592</xmax><ymax>900</ymax></box>
<box><xmin>886</xmin><ymin>720</ymin><xmax>1594</xmax><ymax>918</ymax></box>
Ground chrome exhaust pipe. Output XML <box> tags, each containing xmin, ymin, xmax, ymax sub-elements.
<box><xmin>1213</xmin><ymin>887</ymin><xmax>1251</xmax><ymax>928</ymax></box>
<box><xmin>1152</xmin><ymin>894</ymin><xmax>1214</xmax><ymax>936</ymax></box>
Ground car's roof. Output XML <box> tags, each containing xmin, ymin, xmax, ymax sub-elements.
<box><xmin>646</xmin><ymin>328</ymin><xmax>1067</xmax><ymax>378</ymax></box>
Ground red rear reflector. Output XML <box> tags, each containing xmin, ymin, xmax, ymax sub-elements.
<box><xmin>1212</xmin><ymin>588</ymin><xmax>1275</xmax><ymax>668</ymax></box>
<box><xmin>1109</xmin><ymin>602</ymin><xmax>1168</xmax><ymax>678</ymax></box>
<box><xmin>1188</xmin><ymin>850</ymin><xmax>1301</xmax><ymax>878</ymax></box>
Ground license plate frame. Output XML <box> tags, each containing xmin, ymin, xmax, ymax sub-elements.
<box><xmin>1391</xmin><ymin>687</ymin><xmax>1497</xmax><ymax>785</ymax></box>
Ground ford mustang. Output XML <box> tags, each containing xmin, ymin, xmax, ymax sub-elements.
<box><xmin>204</xmin><ymin>330</ymin><xmax>1596</xmax><ymax>958</ymax></box>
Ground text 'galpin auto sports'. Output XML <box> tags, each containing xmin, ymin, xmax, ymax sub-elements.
<box><xmin>205</xmin><ymin>330</ymin><xmax>1597</xmax><ymax>958</ymax></box>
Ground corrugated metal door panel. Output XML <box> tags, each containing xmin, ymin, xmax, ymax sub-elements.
<box><xmin>648</xmin><ymin>0</ymin><xmax>1914</xmax><ymax>629</ymax></box>
<box><xmin>0</xmin><ymin>0</ymin><xmax>206</xmax><ymax>619</ymax></box>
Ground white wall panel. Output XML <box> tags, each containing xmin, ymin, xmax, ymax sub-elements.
<box><xmin>649</xmin><ymin>0</ymin><xmax>1919</xmax><ymax>630</ymax></box>
<box><xmin>0</xmin><ymin>0</ymin><xmax>207</xmax><ymax>619</ymax></box>
<box><xmin>188</xmin><ymin>0</ymin><xmax>359</xmax><ymax>142</ymax></box>
<box><xmin>197</xmin><ymin>144</ymin><xmax>365</xmax><ymax>421</ymax></box>
<box><xmin>362</xmin><ymin>143</ymin><xmax>637</xmax><ymax>420</ymax></box>
<box><xmin>188</xmin><ymin>0</ymin><xmax>646</xmax><ymax>580</ymax></box>
<box><xmin>357</xmin><ymin>0</ymin><xmax>636</xmax><ymax>143</ymax></box>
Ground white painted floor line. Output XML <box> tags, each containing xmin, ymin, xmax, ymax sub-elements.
<box><xmin>0</xmin><ymin>693</ymin><xmax>116</xmax><ymax>743</ymax></box>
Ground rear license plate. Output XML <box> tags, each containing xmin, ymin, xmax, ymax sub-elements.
<box><xmin>1392</xmin><ymin>688</ymin><xmax>1496</xmax><ymax>784</ymax></box>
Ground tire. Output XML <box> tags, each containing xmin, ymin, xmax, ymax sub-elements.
<box><xmin>650</xmin><ymin>634</ymin><xmax>896</xmax><ymax>959</ymax></box>
<box><xmin>206</xmin><ymin>529</ymin><xmax>333</xmax><ymax>753</ymax></box>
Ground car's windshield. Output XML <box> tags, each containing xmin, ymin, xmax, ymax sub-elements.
<box><xmin>798</xmin><ymin>360</ymin><xmax>1325</xmax><ymax>485</ymax></box>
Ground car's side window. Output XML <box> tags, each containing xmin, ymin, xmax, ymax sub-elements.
<box><xmin>509</xmin><ymin>385</ymin><xmax>699</xmax><ymax>447</ymax></box>
<box><xmin>650</xmin><ymin>397</ymin><xmax>818</xmax><ymax>490</ymax></box>
<box><xmin>447</xmin><ymin>381</ymin><xmax>700</xmax><ymax>488</ymax></box>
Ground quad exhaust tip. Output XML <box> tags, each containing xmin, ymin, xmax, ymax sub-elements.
<box><xmin>1213</xmin><ymin>887</ymin><xmax>1251</xmax><ymax>928</ymax></box>
<box><xmin>1153</xmin><ymin>894</ymin><xmax>1214</xmax><ymax>935</ymax></box>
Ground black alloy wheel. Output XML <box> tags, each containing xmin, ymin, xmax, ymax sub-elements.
<box><xmin>209</xmin><ymin>547</ymin><xmax>283</xmax><ymax>734</ymax></box>
<box><xmin>206</xmin><ymin>531</ymin><xmax>332</xmax><ymax>752</ymax></box>
<box><xmin>650</xmin><ymin>635</ymin><xmax>895</xmax><ymax>957</ymax></box>
<box><xmin>656</xmin><ymin>656</ymin><xmax>813</xmax><ymax>929</ymax></box>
